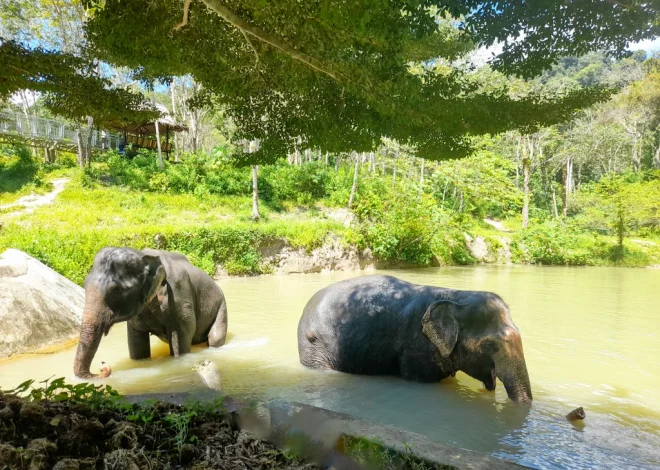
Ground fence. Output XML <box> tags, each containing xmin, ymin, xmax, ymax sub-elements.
<box><xmin>0</xmin><ymin>111</ymin><xmax>122</xmax><ymax>151</ymax></box>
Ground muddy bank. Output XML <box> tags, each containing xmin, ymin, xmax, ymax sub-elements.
<box><xmin>215</xmin><ymin>232</ymin><xmax>513</xmax><ymax>277</ymax></box>
<box><xmin>0</xmin><ymin>389</ymin><xmax>313</xmax><ymax>470</ymax></box>
<box><xmin>0</xmin><ymin>385</ymin><xmax>464</xmax><ymax>470</ymax></box>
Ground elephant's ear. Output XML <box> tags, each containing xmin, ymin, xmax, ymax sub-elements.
<box><xmin>421</xmin><ymin>301</ymin><xmax>459</xmax><ymax>358</ymax></box>
<box><xmin>142</xmin><ymin>254</ymin><xmax>166</xmax><ymax>303</ymax></box>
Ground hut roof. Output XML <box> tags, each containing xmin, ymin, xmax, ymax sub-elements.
<box><xmin>109</xmin><ymin>103</ymin><xmax>188</xmax><ymax>134</ymax></box>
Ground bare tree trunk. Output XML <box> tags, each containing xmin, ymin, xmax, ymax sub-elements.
<box><xmin>76</xmin><ymin>124</ymin><xmax>84</xmax><ymax>169</ymax></box>
<box><xmin>251</xmin><ymin>165</ymin><xmax>260</xmax><ymax>220</ymax></box>
<box><xmin>325</xmin><ymin>152</ymin><xmax>328</xmax><ymax>165</ymax></box>
<box><xmin>521</xmin><ymin>137</ymin><xmax>532</xmax><ymax>229</ymax></box>
<box><xmin>418</xmin><ymin>157</ymin><xmax>425</xmax><ymax>196</ymax></box>
<box><xmin>85</xmin><ymin>116</ymin><xmax>94</xmax><ymax>166</ymax></box>
<box><xmin>155</xmin><ymin>120</ymin><xmax>164</xmax><ymax>170</ymax></box>
<box><xmin>348</xmin><ymin>153</ymin><xmax>359</xmax><ymax>209</ymax></box>
<box><xmin>515</xmin><ymin>135</ymin><xmax>522</xmax><ymax>189</ymax></box>
<box><xmin>631</xmin><ymin>132</ymin><xmax>641</xmax><ymax>172</ymax></box>
<box><xmin>334</xmin><ymin>153</ymin><xmax>343</xmax><ymax>172</ymax></box>
<box><xmin>654</xmin><ymin>143</ymin><xmax>660</xmax><ymax>170</ymax></box>
<box><xmin>391</xmin><ymin>150</ymin><xmax>398</xmax><ymax>188</ymax></box>
<box><xmin>562</xmin><ymin>157</ymin><xmax>573</xmax><ymax>217</ymax></box>
<box><xmin>551</xmin><ymin>184</ymin><xmax>559</xmax><ymax>218</ymax></box>
<box><xmin>171</xmin><ymin>80</ymin><xmax>179</xmax><ymax>162</ymax></box>
<box><xmin>370</xmin><ymin>152</ymin><xmax>375</xmax><ymax>172</ymax></box>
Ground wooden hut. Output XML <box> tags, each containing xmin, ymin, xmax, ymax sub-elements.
<box><xmin>109</xmin><ymin>104</ymin><xmax>187</xmax><ymax>159</ymax></box>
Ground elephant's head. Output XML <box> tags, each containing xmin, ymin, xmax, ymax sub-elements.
<box><xmin>73</xmin><ymin>247</ymin><xmax>166</xmax><ymax>378</ymax></box>
<box><xmin>421</xmin><ymin>292</ymin><xmax>532</xmax><ymax>402</ymax></box>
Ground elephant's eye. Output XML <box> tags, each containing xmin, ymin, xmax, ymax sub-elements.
<box><xmin>481</xmin><ymin>341</ymin><xmax>500</xmax><ymax>355</ymax></box>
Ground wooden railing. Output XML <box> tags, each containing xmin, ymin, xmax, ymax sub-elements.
<box><xmin>0</xmin><ymin>111</ymin><xmax>122</xmax><ymax>151</ymax></box>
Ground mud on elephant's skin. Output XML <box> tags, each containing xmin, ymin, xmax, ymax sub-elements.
<box><xmin>297</xmin><ymin>275</ymin><xmax>532</xmax><ymax>402</ymax></box>
<box><xmin>73</xmin><ymin>247</ymin><xmax>228</xmax><ymax>378</ymax></box>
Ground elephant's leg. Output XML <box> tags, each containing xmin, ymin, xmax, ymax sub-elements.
<box><xmin>398</xmin><ymin>352</ymin><xmax>442</xmax><ymax>383</ymax></box>
<box><xmin>208</xmin><ymin>301</ymin><xmax>228</xmax><ymax>348</ymax></box>
<box><xmin>168</xmin><ymin>326</ymin><xmax>193</xmax><ymax>357</ymax></box>
<box><xmin>127</xmin><ymin>325</ymin><xmax>151</xmax><ymax>360</ymax></box>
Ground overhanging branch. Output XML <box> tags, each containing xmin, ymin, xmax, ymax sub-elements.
<box><xmin>199</xmin><ymin>0</ymin><xmax>342</xmax><ymax>82</ymax></box>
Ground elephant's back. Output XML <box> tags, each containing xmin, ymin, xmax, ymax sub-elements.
<box><xmin>297</xmin><ymin>275</ymin><xmax>416</xmax><ymax>373</ymax></box>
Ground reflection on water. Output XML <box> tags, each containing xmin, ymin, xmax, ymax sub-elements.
<box><xmin>1</xmin><ymin>266</ymin><xmax>659</xmax><ymax>469</ymax></box>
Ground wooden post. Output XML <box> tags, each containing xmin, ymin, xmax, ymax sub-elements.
<box><xmin>155</xmin><ymin>120</ymin><xmax>164</xmax><ymax>170</ymax></box>
<box><xmin>165</xmin><ymin>127</ymin><xmax>170</xmax><ymax>159</ymax></box>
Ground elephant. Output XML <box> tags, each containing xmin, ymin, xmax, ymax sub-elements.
<box><xmin>73</xmin><ymin>247</ymin><xmax>228</xmax><ymax>378</ymax></box>
<box><xmin>297</xmin><ymin>275</ymin><xmax>532</xmax><ymax>402</ymax></box>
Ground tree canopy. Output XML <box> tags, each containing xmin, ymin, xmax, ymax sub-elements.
<box><xmin>3</xmin><ymin>0</ymin><xmax>659</xmax><ymax>161</ymax></box>
<box><xmin>0</xmin><ymin>41</ymin><xmax>157</xmax><ymax>125</ymax></box>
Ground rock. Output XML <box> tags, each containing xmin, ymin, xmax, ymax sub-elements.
<box><xmin>193</xmin><ymin>360</ymin><xmax>222</xmax><ymax>391</ymax></box>
<box><xmin>0</xmin><ymin>249</ymin><xmax>84</xmax><ymax>358</ymax></box>
<box><xmin>495</xmin><ymin>236</ymin><xmax>513</xmax><ymax>265</ymax></box>
<box><xmin>271</xmin><ymin>234</ymin><xmax>374</xmax><ymax>274</ymax></box>
<box><xmin>464</xmin><ymin>234</ymin><xmax>494</xmax><ymax>263</ymax></box>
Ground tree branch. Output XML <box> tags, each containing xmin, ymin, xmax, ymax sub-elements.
<box><xmin>173</xmin><ymin>0</ymin><xmax>192</xmax><ymax>31</ymax></box>
<box><xmin>199</xmin><ymin>0</ymin><xmax>342</xmax><ymax>83</ymax></box>
<box><xmin>240</xmin><ymin>29</ymin><xmax>260</xmax><ymax>67</ymax></box>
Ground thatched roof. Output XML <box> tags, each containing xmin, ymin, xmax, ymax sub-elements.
<box><xmin>109</xmin><ymin>103</ymin><xmax>188</xmax><ymax>135</ymax></box>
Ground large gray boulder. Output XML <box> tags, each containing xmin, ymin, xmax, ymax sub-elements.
<box><xmin>0</xmin><ymin>249</ymin><xmax>83</xmax><ymax>358</ymax></box>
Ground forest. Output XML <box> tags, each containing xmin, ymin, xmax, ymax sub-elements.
<box><xmin>2</xmin><ymin>46</ymin><xmax>660</xmax><ymax>283</ymax></box>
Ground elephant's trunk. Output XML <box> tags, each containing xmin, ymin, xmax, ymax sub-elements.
<box><xmin>494</xmin><ymin>330</ymin><xmax>533</xmax><ymax>402</ymax></box>
<box><xmin>73</xmin><ymin>292</ymin><xmax>107</xmax><ymax>379</ymax></box>
<box><xmin>495</xmin><ymin>357</ymin><xmax>532</xmax><ymax>402</ymax></box>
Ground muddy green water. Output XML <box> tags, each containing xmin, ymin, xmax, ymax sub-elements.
<box><xmin>2</xmin><ymin>267</ymin><xmax>659</xmax><ymax>469</ymax></box>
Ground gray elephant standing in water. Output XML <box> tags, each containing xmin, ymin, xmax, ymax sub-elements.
<box><xmin>297</xmin><ymin>275</ymin><xmax>532</xmax><ymax>402</ymax></box>
<box><xmin>73</xmin><ymin>247</ymin><xmax>227</xmax><ymax>378</ymax></box>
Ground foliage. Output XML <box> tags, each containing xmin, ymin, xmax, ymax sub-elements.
<box><xmin>428</xmin><ymin>151</ymin><xmax>522</xmax><ymax>218</ymax></box>
<box><xmin>4</xmin><ymin>377</ymin><xmax>125</xmax><ymax>410</ymax></box>
<box><xmin>572</xmin><ymin>171</ymin><xmax>660</xmax><ymax>244</ymax></box>
<box><xmin>341</xmin><ymin>435</ymin><xmax>457</xmax><ymax>470</ymax></box>
<box><xmin>0</xmin><ymin>40</ymin><xmax>157</xmax><ymax>125</ymax></box>
<box><xmin>80</xmin><ymin>0</ymin><xmax>648</xmax><ymax>162</ymax></box>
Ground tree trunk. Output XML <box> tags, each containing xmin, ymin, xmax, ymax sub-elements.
<box><xmin>522</xmin><ymin>155</ymin><xmax>530</xmax><ymax>228</ymax></box>
<box><xmin>653</xmin><ymin>141</ymin><xmax>660</xmax><ymax>170</ymax></box>
<box><xmin>325</xmin><ymin>152</ymin><xmax>328</xmax><ymax>166</ymax></box>
<box><xmin>551</xmin><ymin>184</ymin><xmax>559</xmax><ymax>218</ymax></box>
<box><xmin>171</xmin><ymin>80</ymin><xmax>180</xmax><ymax>162</ymax></box>
<box><xmin>631</xmin><ymin>132</ymin><xmax>641</xmax><ymax>173</ymax></box>
<box><xmin>347</xmin><ymin>153</ymin><xmax>359</xmax><ymax>209</ymax></box>
<box><xmin>155</xmin><ymin>120</ymin><xmax>164</xmax><ymax>170</ymax></box>
<box><xmin>251</xmin><ymin>165</ymin><xmax>260</xmax><ymax>220</ymax></box>
<box><xmin>76</xmin><ymin>124</ymin><xmax>84</xmax><ymax>169</ymax></box>
<box><xmin>334</xmin><ymin>153</ymin><xmax>343</xmax><ymax>172</ymax></box>
<box><xmin>562</xmin><ymin>157</ymin><xmax>573</xmax><ymax>217</ymax></box>
<box><xmin>85</xmin><ymin>116</ymin><xmax>94</xmax><ymax>166</ymax></box>
<box><xmin>392</xmin><ymin>150</ymin><xmax>398</xmax><ymax>188</ymax></box>
<box><xmin>418</xmin><ymin>157</ymin><xmax>425</xmax><ymax>196</ymax></box>
<box><xmin>515</xmin><ymin>135</ymin><xmax>522</xmax><ymax>189</ymax></box>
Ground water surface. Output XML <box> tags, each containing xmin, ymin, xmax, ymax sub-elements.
<box><xmin>2</xmin><ymin>266</ymin><xmax>659</xmax><ymax>469</ymax></box>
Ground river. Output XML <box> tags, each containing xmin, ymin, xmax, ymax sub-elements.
<box><xmin>1</xmin><ymin>266</ymin><xmax>659</xmax><ymax>469</ymax></box>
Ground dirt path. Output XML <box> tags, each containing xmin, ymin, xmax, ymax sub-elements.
<box><xmin>483</xmin><ymin>218</ymin><xmax>511</xmax><ymax>232</ymax></box>
<box><xmin>0</xmin><ymin>178</ymin><xmax>69</xmax><ymax>219</ymax></box>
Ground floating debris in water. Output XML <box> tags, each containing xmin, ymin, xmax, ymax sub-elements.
<box><xmin>566</xmin><ymin>407</ymin><xmax>585</xmax><ymax>421</ymax></box>
<box><xmin>99</xmin><ymin>362</ymin><xmax>112</xmax><ymax>378</ymax></box>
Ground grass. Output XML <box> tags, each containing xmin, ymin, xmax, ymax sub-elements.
<box><xmin>1</xmin><ymin>150</ymin><xmax>659</xmax><ymax>284</ymax></box>
<box><xmin>0</xmin><ymin>173</ymin><xmax>346</xmax><ymax>283</ymax></box>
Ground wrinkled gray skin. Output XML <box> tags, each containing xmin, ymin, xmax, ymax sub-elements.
<box><xmin>74</xmin><ymin>247</ymin><xmax>227</xmax><ymax>379</ymax></box>
<box><xmin>298</xmin><ymin>275</ymin><xmax>532</xmax><ymax>402</ymax></box>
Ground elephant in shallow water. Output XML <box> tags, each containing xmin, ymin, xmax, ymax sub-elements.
<box><xmin>73</xmin><ymin>247</ymin><xmax>227</xmax><ymax>378</ymax></box>
<box><xmin>297</xmin><ymin>275</ymin><xmax>532</xmax><ymax>402</ymax></box>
